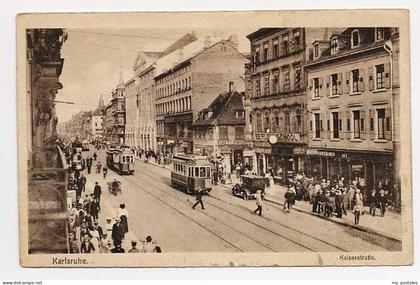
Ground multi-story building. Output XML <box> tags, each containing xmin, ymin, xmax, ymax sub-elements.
<box><xmin>91</xmin><ymin>94</ymin><xmax>105</xmax><ymax>139</ymax></box>
<box><xmin>154</xmin><ymin>34</ymin><xmax>247</xmax><ymax>154</ymax></box>
<box><xmin>304</xmin><ymin>27</ymin><xmax>399</xmax><ymax>193</ymax></box>
<box><xmin>103</xmin><ymin>103</ymin><xmax>114</xmax><ymax>141</ymax></box>
<box><xmin>192</xmin><ymin>85</ymin><xmax>249</xmax><ymax>173</ymax></box>
<box><xmin>247</xmin><ymin>28</ymin><xmax>307</xmax><ymax>183</ymax></box>
<box><xmin>246</xmin><ymin>28</ymin><xmax>340</xmax><ymax>184</ymax></box>
<box><xmin>110</xmin><ymin>69</ymin><xmax>126</xmax><ymax>145</ymax></box>
<box><xmin>26</xmin><ymin>28</ymin><xmax>69</xmax><ymax>253</ymax></box>
<box><xmin>125</xmin><ymin>52</ymin><xmax>162</xmax><ymax>151</ymax></box>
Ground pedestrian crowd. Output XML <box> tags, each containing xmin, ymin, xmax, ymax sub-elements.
<box><xmin>64</xmin><ymin>144</ymin><xmax>162</xmax><ymax>254</ymax></box>
<box><xmin>280</xmin><ymin>172</ymin><xmax>400</xmax><ymax>225</ymax></box>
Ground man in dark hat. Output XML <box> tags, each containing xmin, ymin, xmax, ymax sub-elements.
<box><xmin>128</xmin><ymin>240</ymin><xmax>140</xmax><ymax>253</ymax></box>
<box><xmin>93</xmin><ymin>182</ymin><xmax>102</xmax><ymax>203</ymax></box>
<box><xmin>111</xmin><ymin>240</ymin><xmax>125</xmax><ymax>253</ymax></box>
<box><xmin>111</xmin><ymin>217</ymin><xmax>124</xmax><ymax>247</ymax></box>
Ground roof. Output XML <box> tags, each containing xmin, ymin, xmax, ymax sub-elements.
<box><xmin>154</xmin><ymin>35</ymin><xmax>239</xmax><ymax>78</ymax></box>
<box><xmin>192</xmin><ymin>91</ymin><xmax>244</xmax><ymax>127</ymax></box>
<box><xmin>246</xmin><ymin>28</ymin><xmax>285</xmax><ymax>41</ymax></box>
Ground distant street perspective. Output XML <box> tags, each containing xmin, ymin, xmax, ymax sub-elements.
<box><xmin>25</xmin><ymin>27</ymin><xmax>402</xmax><ymax>254</ymax></box>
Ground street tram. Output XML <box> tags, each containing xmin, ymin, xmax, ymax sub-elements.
<box><xmin>106</xmin><ymin>148</ymin><xmax>135</xmax><ymax>175</ymax></box>
<box><xmin>171</xmin><ymin>154</ymin><xmax>212</xmax><ymax>194</ymax></box>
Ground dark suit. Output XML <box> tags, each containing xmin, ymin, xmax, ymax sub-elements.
<box><xmin>112</xmin><ymin>223</ymin><xmax>124</xmax><ymax>247</ymax></box>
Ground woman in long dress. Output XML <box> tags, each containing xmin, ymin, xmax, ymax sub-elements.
<box><xmin>118</xmin><ymin>203</ymin><xmax>129</xmax><ymax>236</ymax></box>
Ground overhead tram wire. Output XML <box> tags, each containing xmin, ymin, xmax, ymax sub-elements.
<box><xmin>70</xmin><ymin>30</ymin><xmax>182</xmax><ymax>41</ymax></box>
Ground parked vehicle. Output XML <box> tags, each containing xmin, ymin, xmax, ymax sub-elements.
<box><xmin>232</xmin><ymin>175</ymin><xmax>269</xmax><ymax>200</ymax></box>
<box><xmin>171</xmin><ymin>154</ymin><xmax>212</xmax><ymax>194</ymax></box>
<box><xmin>82</xmin><ymin>140</ymin><xmax>90</xmax><ymax>151</ymax></box>
<box><xmin>106</xmin><ymin>148</ymin><xmax>135</xmax><ymax>175</ymax></box>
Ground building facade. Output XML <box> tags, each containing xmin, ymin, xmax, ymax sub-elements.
<box><xmin>125</xmin><ymin>52</ymin><xmax>160</xmax><ymax>151</ymax></box>
<box><xmin>110</xmin><ymin>70</ymin><xmax>126</xmax><ymax>145</ymax></box>
<box><xmin>304</xmin><ymin>27</ymin><xmax>399</xmax><ymax>194</ymax></box>
<box><xmin>154</xmin><ymin>35</ymin><xmax>247</xmax><ymax>154</ymax></box>
<box><xmin>246</xmin><ymin>28</ymin><xmax>307</xmax><ymax>183</ymax></box>
<box><xmin>192</xmin><ymin>88</ymin><xmax>248</xmax><ymax>173</ymax></box>
<box><xmin>91</xmin><ymin>94</ymin><xmax>105</xmax><ymax>139</ymax></box>
<box><xmin>26</xmin><ymin>29</ymin><xmax>69</xmax><ymax>253</ymax></box>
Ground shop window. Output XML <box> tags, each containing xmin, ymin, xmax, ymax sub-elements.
<box><xmin>377</xmin><ymin>108</ymin><xmax>386</xmax><ymax>139</ymax></box>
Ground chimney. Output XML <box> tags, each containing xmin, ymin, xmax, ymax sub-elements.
<box><xmin>229</xmin><ymin>81</ymin><xmax>235</xmax><ymax>93</ymax></box>
<box><xmin>204</xmin><ymin>35</ymin><xmax>211</xmax><ymax>48</ymax></box>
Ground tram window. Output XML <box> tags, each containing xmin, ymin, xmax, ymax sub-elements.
<box><xmin>122</xmin><ymin>156</ymin><xmax>125</xmax><ymax>163</ymax></box>
<box><xmin>188</xmin><ymin>167</ymin><xmax>192</xmax><ymax>177</ymax></box>
<box><xmin>200</xmin><ymin>167</ymin><xmax>205</xmax><ymax>178</ymax></box>
<box><xmin>206</xmin><ymin>167</ymin><xmax>211</xmax><ymax>178</ymax></box>
<box><xmin>183</xmin><ymin>165</ymin><xmax>186</xmax><ymax>175</ymax></box>
<box><xmin>195</xmin><ymin>167</ymin><xmax>199</xmax><ymax>177</ymax></box>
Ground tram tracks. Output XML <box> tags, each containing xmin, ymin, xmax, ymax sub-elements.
<box><xmin>128</xmin><ymin>164</ymin><xmax>349</xmax><ymax>252</ymax></box>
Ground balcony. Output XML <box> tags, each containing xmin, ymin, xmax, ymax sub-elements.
<box><xmin>254</xmin><ymin>132</ymin><xmax>304</xmax><ymax>144</ymax></box>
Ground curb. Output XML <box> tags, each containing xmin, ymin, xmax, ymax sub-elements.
<box><xmin>220</xmin><ymin>183</ymin><xmax>401</xmax><ymax>243</ymax></box>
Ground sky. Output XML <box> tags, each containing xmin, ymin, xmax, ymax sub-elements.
<box><xmin>56</xmin><ymin>28</ymin><xmax>254</xmax><ymax>122</ymax></box>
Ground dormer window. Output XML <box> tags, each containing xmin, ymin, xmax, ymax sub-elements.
<box><xmin>330</xmin><ymin>36</ymin><xmax>338</xmax><ymax>54</ymax></box>
<box><xmin>351</xmin><ymin>30</ymin><xmax>360</xmax><ymax>48</ymax></box>
<box><xmin>376</xmin><ymin>27</ymin><xmax>385</xmax><ymax>41</ymax></box>
<box><xmin>314</xmin><ymin>44</ymin><xmax>320</xmax><ymax>58</ymax></box>
<box><xmin>235</xmin><ymin>110</ymin><xmax>245</xmax><ymax>118</ymax></box>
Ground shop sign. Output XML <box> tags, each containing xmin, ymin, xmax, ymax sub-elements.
<box><xmin>255</xmin><ymin>147</ymin><xmax>272</xmax><ymax>154</ymax></box>
<box><xmin>167</xmin><ymin>139</ymin><xmax>175</xmax><ymax>144</ymax></box>
<box><xmin>306</xmin><ymin>148</ymin><xmax>348</xmax><ymax>158</ymax></box>
<box><xmin>243</xmin><ymin>150</ymin><xmax>254</xmax><ymax>157</ymax></box>
<box><xmin>218</xmin><ymin>139</ymin><xmax>245</xmax><ymax>145</ymax></box>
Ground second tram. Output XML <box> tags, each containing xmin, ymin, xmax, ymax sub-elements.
<box><xmin>171</xmin><ymin>154</ymin><xmax>212</xmax><ymax>194</ymax></box>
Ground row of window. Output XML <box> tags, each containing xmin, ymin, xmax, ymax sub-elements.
<box><xmin>253</xmin><ymin>64</ymin><xmax>302</xmax><ymax>97</ymax></box>
<box><xmin>156</xmin><ymin>76</ymin><xmax>192</xmax><ymax>99</ymax></box>
<box><xmin>194</xmin><ymin>126</ymin><xmax>245</xmax><ymax>141</ymax></box>
<box><xmin>173</xmin><ymin>163</ymin><xmax>212</xmax><ymax>179</ymax></box>
<box><xmin>310</xmin><ymin>108</ymin><xmax>391</xmax><ymax>140</ymax></box>
<box><xmin>252</xmin><ymin>29</ymin><xmax>302</xmax><ymax>66</ymax></box>
<box><xmin>254</xmin><ymin>109</ymin><xmax>302</xmax><ymax>134</ymax></box>
<box><xmin>155</xmin><ymin>96</ymin><xmax>192</xmax><ymax>116</ymax></box>
<box><xmin>311</xmin><ymin>63</ymin><xmax>390</xmax><ymax>98</ymax></box>
<box><xmin>155</xmin><ymin>65</ymin><xmax>192</xmax><ymax>85</ymax></box>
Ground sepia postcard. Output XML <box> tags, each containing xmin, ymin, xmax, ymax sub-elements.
<box><xmin>16</xmin><ymin>10</ymin><xmax>413</xmax><ymax>267</ymax></box>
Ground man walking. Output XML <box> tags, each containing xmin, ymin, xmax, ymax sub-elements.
<box><xmin>86</xmin><ymin>156</ymin><xmax>92</xmax><ymax>174</ymax></box>
<box><xmin>93</xmin><ymin>182</ymin><xmax>102</xmax><ymax>203</ymax></box>
<box><xmin>80</xmin><ymin>174</ymin><xmax>87</xmax><ymax>193</ymax></box>
<box><xmin>192</xmin><ymin>189</ymin><xmax>205</xmax><ymax>210</ymax></box>
<box><xmin>253</xmin><ymin>190</ymin><xmax>263</xmax><ymax>216</ymax></box>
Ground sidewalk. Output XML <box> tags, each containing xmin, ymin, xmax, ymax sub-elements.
<box><xmin>220</xmin><ymin>177</ymin><xmax>402</xmax><ymax>242</ymax></box>
<box><xmin>134</xmin><ymin>156</ymin><xmax>171</xmax><ymax>170</ymax></box>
